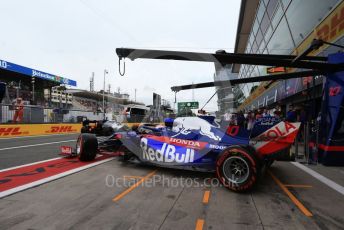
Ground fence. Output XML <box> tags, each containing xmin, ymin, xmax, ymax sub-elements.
<box><xmin>0</xmin><ymin>104</ymin><xmax>107</xmax><ymax>124</ymax></box>
<box><xmin>0</xmin><ymin>104</ymin><xmax>166</xmax><ymax>124</ymax></box>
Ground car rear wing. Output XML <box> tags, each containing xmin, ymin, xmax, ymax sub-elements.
<box><xmin>249</xmin><ymin>120</ymin><xmax>301</xmax><ymax>156</ymax></box>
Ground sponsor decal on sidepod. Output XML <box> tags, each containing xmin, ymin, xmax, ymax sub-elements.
<box><xmin>172</xmin><ymin>117</ymin><xmax>221</xmax><ymax>141</ymax></box>
<box><xmin>140</xmin><ymin>138</ymin><xmax>195</xmax><ymax>163</ymax></box>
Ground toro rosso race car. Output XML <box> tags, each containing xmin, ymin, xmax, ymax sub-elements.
<box><xmin>81</xmin><ymin>119</ymin><xmax>129</xmax><ymax>136</ymax></box>
<box><xmin>61</xmin><ymin>116</ymin><xmax>300</xmax><ymax>192</ymax></box>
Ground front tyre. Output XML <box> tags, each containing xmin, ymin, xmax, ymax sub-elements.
<box><xmin>76</xmin><ymin>133</ymin><xmax>98</xmax><ymax>161</ymax></box>
<box><xmin>216</xmin><ymin>146</ymin><xmax>258</xmax><ymax>192</ymax></box>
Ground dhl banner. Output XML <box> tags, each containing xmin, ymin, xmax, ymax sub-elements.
<box><xmin>0</xmin><ymin>123</ymin><xmax>163</xmax><ymax>138</ymax></box>
<box><xmin>0</xmin><ymin>123</ymin><xmax>82</xmax><ymax>138</ymax></box>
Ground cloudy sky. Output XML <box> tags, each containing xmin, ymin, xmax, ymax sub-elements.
<box><xmin>0</xmin><ymin>0</ymin><xmax>241</xmax><ymax>111</ymax></box>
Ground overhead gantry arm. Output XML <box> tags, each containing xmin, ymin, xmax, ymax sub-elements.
<box><xmin>116</xmin><ymin>48</ymin><xmax>342</xmax><ymax>71</ymax></box>
<box><xmin>116</xmin><ymin>40</ymin><xmax>344</xmax><ymax>92</ymax></box>
<box><xmin>170</xmin><ymin>70</ymin><xmax>322</xmax><ymax>92</ymax></box>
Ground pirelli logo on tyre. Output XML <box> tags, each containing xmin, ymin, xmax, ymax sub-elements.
<box><xmin>45</xmin><ymin>126</ymin><xmax>78</xmax><ymax>134</ymax></box>
<box><xmin>0</xmin><ymin>127</ymin><xmax>29</xmax><ymax>136</ymax></box>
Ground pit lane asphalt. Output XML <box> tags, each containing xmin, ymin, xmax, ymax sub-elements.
<box><xmin>1</xmin><ymin>161</ymin><xmax>343</xmax><ymax>229</ymax></box>
<box><xmin>0</xmin><ymin>134</ymin><xmax>80</xmax><ymax>170</ymax></box>
<box><xmin>0</xmin><ymin>135</ymin><xmax>343</xmax><ymax>229</ymax></box>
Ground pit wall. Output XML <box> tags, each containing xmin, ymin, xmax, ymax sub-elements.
<box><xmin>0</xmin><ymin>123</ymin><xmax>162</xmax><ymax>138</ymax></box>
<box><xmin>0</xmin><ymin>123</ymin><xmax>82</xmax><ymax>138</ymax></box>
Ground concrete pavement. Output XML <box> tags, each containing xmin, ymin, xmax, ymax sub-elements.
<box><xmin>0</xmin><ymin>134</ymin><xmax>79</xmax><ymax>170</ymax></box>
<box><xmin>0</xmin><ymin>135</ymin><xmax>343</xmax><ymax>229</ymax></box>
<box><xmin>0</xmin><ymin>160</ymin><xmax>343</xmax><ymax>229</ymax></box>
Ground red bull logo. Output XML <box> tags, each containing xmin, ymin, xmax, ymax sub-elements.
<box><xmin>172</xmin><ymin>117</ymin><xmax>221</xmax><ymax>141</ymax></box>
<box><xmin>140</xmin><ymin>138</ymin><xmax>195</xmax><ymax>163</ymax></box>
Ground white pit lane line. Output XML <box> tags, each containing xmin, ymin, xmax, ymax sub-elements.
<box><xmin>0</xmin><ymin>157</ymin><xmax>63</xmax><ymax>173</ymax></box>
<box><xmin>0</xmin><ymin>156</ymin><xmax>115</xmax><ymax>199</ymax></box>
<box><xmin>0</xmin><ymin>133</ymin><xmax>78</xmax><ymax>140</ymax></box>
<box><xmin>291</xmin><ymin>162</ymin><xmax>344</xmax><ymax>196</ymax></box>
<box><xmin>0</xmin><ymin>140</ymin><xmax>75</xmax><ymax>151</ymax></box>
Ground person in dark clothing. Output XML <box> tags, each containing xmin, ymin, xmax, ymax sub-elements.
<box><xmin>247</xmin><ymin>111</ymin><xmax>255</xmax><ymax>131</ymax></box>
<box><xmin>255</xmin><ymin>109</ymin><xmax>263</xmax><ymax>119</ymax></box>
<box><xmin>298</xmin><ymin>109</ymin><xmax>307</xmax><ymax>141</ymax></box>
<box><xmin>237</xmin><ymin>111</ymin><xmax>245</xmax><ymax>127</ymax></box>
<box><xmin>286</xmin><ymin>105</ymin><xmax>297</xmax><ymax>122</ymax></box>
<box><xmin>273</xmin><ymin>109</ymin><xmax>282</xmax><ymax>119</ymax></box>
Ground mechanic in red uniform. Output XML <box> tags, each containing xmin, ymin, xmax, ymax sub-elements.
<box><xmin>13</xmin><ymin>98</ymin><xmax>24</xmax><ymax>123</ymax></box>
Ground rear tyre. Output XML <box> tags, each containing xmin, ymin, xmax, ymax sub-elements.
<box><xmin>76</xmin><ymin>133</ymin><xmax>98</xmax><ymax>161</ymax></box>
<box><xmin>216</xmin><ymin>146</ymin><xmax>258</xmax><ymax>192</ymax></box>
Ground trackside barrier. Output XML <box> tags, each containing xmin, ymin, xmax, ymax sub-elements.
<box><xmin>0</xmin><ymin>122</ymin><xmax>164</xmax><ymax>138</ymax></box>
<box><xmin>0</xmin><ymin>123</ymin><xmax>82</xmax><ymax>138</ymax></box>
<box><xmin>0</xmin><ymin>104</ymin><xmax>107</xmax><ymax>123</ymax></box>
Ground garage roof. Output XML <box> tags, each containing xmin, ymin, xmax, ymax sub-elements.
<box><xmin>233</xmin><ymin>0</ymin><xmax>259</xmax><ymax>73</ymax></box>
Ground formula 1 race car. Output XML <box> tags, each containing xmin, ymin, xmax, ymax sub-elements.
<box><xmin>61</xmin><ymin>116</ymin><xmax>300</xmax><ymax>191</ymax></box>
<box><xmin>81</xmin><ymin>119</ymin><xmax>129</xmax><ymax>136</ymax></box>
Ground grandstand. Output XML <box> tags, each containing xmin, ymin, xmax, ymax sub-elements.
<box><xmin>0</xmin><ymin>58</ymin><xmax>156</xmax><ymax>123</ymax></box>
<box><xmin>0</xmin><ymin>58</ymin><xmax>76</xmax><ymax>106</ymax></box>
<box><xmin>66</xmin><ymin>89</ymin><xmax>134</xmax><ymax>112</ymax></box>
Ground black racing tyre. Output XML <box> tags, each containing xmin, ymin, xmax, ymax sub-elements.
<box><xmin>76</xmin><ymin>133</ymin><xmax>98</xmax><ymax>161</ymax></box>
<box><xmin>216</xmin><ymin>146</ymin><xmax>258</xmax><ymax>192</ymax></box>
<box><xmin>80</xmin><ymin>126</ymin><xmax>88</xmax><ymax>133</ymax></box>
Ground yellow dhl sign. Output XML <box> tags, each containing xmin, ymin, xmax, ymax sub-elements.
<box><xmin>0</xmin><ymin>124</ymin><xmax>82</xmax><ymax>137</ymax></box>
<box><xmin>293</xmin><ymin>1</ymin><xmax>344</xmax><ymax>56</ymax></box>
<box><xmin>0</xmin><ymin>123</ymin><xmax>162</xmax><ymax>137</ymax></box>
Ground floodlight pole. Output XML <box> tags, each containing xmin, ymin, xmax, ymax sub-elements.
<box><xmin>31</xmin><ymin>77</ymin><xmax>35</xmax><ymax>104</ymax></box>
<box><xmin>135</xmin><ymin>88</ymin><xmax>137</xmax><ymax>102</ymax></box>
<box><xmin>103</xmin><ymin>69</ymin><xmax>108</xmax><ymax>120</ymax></box>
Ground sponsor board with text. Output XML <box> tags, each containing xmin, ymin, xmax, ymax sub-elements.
<box><xmin>0</xmin><ymin>124</ymin><xmax>82</xmax><ymax>138</ymax></box>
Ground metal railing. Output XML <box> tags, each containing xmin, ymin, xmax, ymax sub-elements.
<box><xmin>0</xmin><ymin>104</ymin><xmax>107</xmax><ymax>124</ymax></box>
<box><xmin>0</xmin><ymin>104</ymin><xmax>169</xmax><ymax>124</ymax></box>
